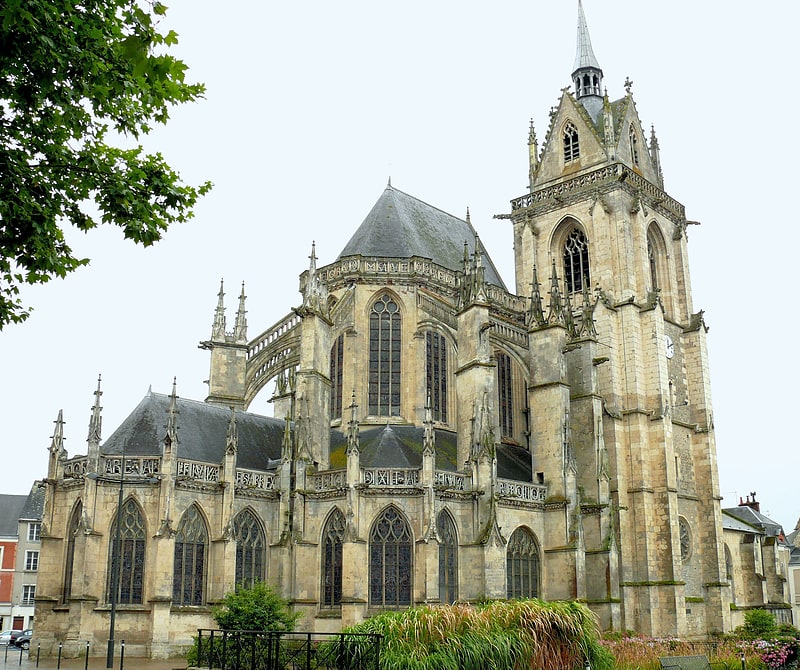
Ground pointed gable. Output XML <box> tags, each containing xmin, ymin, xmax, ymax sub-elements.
<box><xmin>611</xmin><ymin>95</ymin><xmax>661</xmax><ymax>184</ymax></box>
<box><xmin>338</xmin><ymin>185</ymin><xmax>507</xmax><ymax>289</ymax></box>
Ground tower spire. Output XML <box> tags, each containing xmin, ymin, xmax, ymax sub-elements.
<box><xmin>211</xmin><ymin>279</ymin><xmax>226</xmax><ymax>341</ymax></box>
<box><xmin>234</xmin><ymin>282</ymin><xmax>247</xmax><ymax>343</ymax></box>
<box><xmin>87</xmin><ymin>374</ymin><xmax>103</xmax><ymax>445</ymax></box>
<box><xmin>572</xmin><ymin>0</ymin><xmax>604</xmax><ymax>118</ymax></box>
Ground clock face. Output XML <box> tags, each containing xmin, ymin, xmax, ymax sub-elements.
<box><xmin>664</xmin><ymin>335</ymin><xmax>675</xmax><ymax>359</ymax></box>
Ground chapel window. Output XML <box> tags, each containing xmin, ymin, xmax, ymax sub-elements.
<box><xmin>497</xmin><ymin>352</ymin><xmax>514</xmax><ymax>439</ymax></box>
<box><xmin>563</xmin><ymin>122</ymin><xmax>580</xmax><ymax>162</ymax></box>
<box><xmin>437</xmin><ymin>511</ymin><xmax>458</xmax><ymax>604</ymax></box>
<box><xmin>647</xmin><ymin>235</ymin><xmax>658</xmax><ymax>292</ymax></box>
<box><xmin>563</xmin><ymin>228</ymin><xmax>590</xmax><ymax>293</ymax></box>
<box><xmin>107</xmin><ymin>498</ymin><xmax>146</xmax><ymax>605</ymax></box>
<box><xmin>369</xmin><ymin>506</ymin><xmax>412</xmax><ymax>608</ymax></box>
<box><xmin>233</xmin><ymin>509</ymin><xmax>265</xmax><ymax>589</ymax></box>
<box><xmin>368</xmin><ymin>294</ymin><xmax>401</xmax><ymax>417</ymax></box>
<box><xmin>62</xmin><ymin>502</ymin><xmax>82</xmax><ymax>604</ymax></box>
<box><xmin>330</xmin><ymin>334</ymin><xmax>344</xmax><ymax>420</ymax></box>
<box><xmin>506</xmin><ymin>527</ymin><xmax>540</xmax><ymax>599</ymax></box>
<box><xmin>426</xmin><ymin>331</ymin><xmax>448</xmax><ymax>423</ymax></box>
<box><xmin>173</xmin><ymin>505</ymin><xmax>208</xmax><ymax>606</ymax></box>
<box><xmin>321</xmin><ymin>508</ymin><xmax>346</xmax><ymax>608</ymax></box>
<box><xmin>629</xmin><ymin>124</ymin><xmax>640</xmax><ymax>166</ymax></box>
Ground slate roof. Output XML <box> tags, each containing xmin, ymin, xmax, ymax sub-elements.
<box><xmin>101</xmin><ymin>392</ymin><xmax>285</xmax><ymax>472</ymax></box>
<box><xmin>19</xmin><ymin>485</ymin><xmax>45</xmax><ymax>521</ymax></box>
<box><xmin>723</xmin><ymin>505</ymin><xmax>786</xmax><ymax>540</ymax></box>
<box><xmin>338</xmin><ymin>185</ymin><xmax>507</xmax><ymax>290</ymax></box>
<box><xmin>0</xmin><ymin>495</ymin><xmax>27</xmax><ymax>536</ymax></box>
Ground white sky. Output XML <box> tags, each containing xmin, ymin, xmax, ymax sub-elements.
<box><xmin>2</xmin><ymin>1</ymin><xmax>797</xmax><ymax>528</ymax></box>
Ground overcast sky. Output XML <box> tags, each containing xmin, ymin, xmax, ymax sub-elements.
<box><xmin>2</xmin><ymin>1</ymin><xmax>797</xmax><ymax>528</ymax></box>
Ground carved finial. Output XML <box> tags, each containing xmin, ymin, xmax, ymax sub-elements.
<box><xmin>50</xmin><ymin>409</ymin><xmax>66</xmax><ymax>457</ymax></box>
<box><xmin>87</xmin><ymin>374</ymin><xmax>103</xmax><ymax>445</ymax></box>
<box><xmin>300</xmin><ymin>241</ymin><xmax>329</xmax><ymax>317</ymax></box>
<box><xmin>234</xmin><ymin>282</ymin><xmax>247</xmax><ymax>343</ymax></box>
<box><xmin>226</xmin><ymin>407</ymin><xmax>238</xmax><ymax>456</ymax></box>
<box><xmin>528</xmin><ymin>265</ymin><xmax>545</xmax><ymax>328</ymax></box>
<box><xmin>212</xmin><ymin>279</ymin><xmax>226</xmax><ymax>341</ymax></box>
<box><xmin>465</xmin><ymin>207</ymin><xmax>471</xmax><ymax>225</ymax></box>
<box><xmin>624</xmin><ymin>77</ymin><xmax>634</xmax><ymax>94</ymax></box>
<box><xmin>164</xmin><ymin>378</ymin><xmax>179</xmax><ymax>448</ymax></box>
<box><xmin>346</xmin><ymin>390</ymin><xmax>360</xmax><ymax>456</ymax></box>
<box><xmin>546</xmin><ymin>260</ymin><xmax>565</xmax><ymax>325</ymax></box>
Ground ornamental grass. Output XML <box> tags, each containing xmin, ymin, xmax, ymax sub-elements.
<box><xmin>345</xmin><ymin>599</ymin><xmax>613</xmax><ymax>670</ymax></box>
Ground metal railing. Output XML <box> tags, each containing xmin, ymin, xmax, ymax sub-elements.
<box><xmin>195</xmin><ymin>629</ymin><xmax>382</xmax><ymax>670</ymax></box>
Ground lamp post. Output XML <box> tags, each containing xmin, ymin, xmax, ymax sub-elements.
<box><xmin>106</xmin><ymin>452</ymin><xmax>125</xmax><ymax>669</ymax></box>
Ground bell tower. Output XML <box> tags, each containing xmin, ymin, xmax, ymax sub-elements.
<box><xmin>509</xmin><ymin>0</ymin><xmax>729</xmax><ymax>637</ymax></box>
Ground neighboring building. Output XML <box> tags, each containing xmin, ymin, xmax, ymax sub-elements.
<box><xmin>722</xmin><ymin>494</ymin><xmax>792</xmax><ymax>627</ymax></box>
<box><xmin>0</xmin><ymin>494</ymin><xmax>27</xmax><ymax>631</ymax></box>
<box><xmin>783</xmin><ymin>515</ymin><xmax>800</xmax><ymax>627</ymax></box>
<box><xmin>13</xmin><ymin>484</ymin><xmax>45</xmax><ymax>632</ymax></box>
<box><xmin>35</xmin><ymin>2</ymin><xmax>735</xmax><ymax>658</ymax></box>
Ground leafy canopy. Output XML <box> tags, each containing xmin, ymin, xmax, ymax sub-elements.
<box><xmin>0</xmin><ymin>0</ymin><xmax>212</xmax><ymax>327</ymax></box>
<box><xmin>212</xmin><ymin>581</ymin><xmax>301</xmax><ymax>632</ymax></box>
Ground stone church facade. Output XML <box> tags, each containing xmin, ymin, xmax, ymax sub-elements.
<box><xmin>35</xmin><ymin>3</ymin><xmax>735</xmax><ymax>658</ymax></box>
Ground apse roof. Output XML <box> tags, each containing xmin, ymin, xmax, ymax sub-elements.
<box><xmin>337</xmin><ymin>185</ymin><xmax>507</xmax><ymax>290</ymax></box>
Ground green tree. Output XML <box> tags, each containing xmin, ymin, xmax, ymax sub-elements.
<box><xmin>0</xmin><ymin>0</ymin><xmax>212</xmax><ymax>327</ymax></box>
<box><xmin>738</xmin><ymin>609</ymin><xmax>778</xmax><ymax>639</ymax></box>
<box><xmin>212</xmin><ymin>581</ymin><xmax>301</xmax><ymax>632</ymax></box>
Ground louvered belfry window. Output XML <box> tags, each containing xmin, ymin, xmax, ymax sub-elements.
<box><xmin>369</xmin><ymin>295</ymin><xmax>401</xmax><ymax>416</ymax></box>
<box><xmin>563</xmin><ymin>122</ymin><xmax>580</xmax><ymax>162</ymax></box>
<box><xmin>563</xmin><ymin>228</ymin><xmax>590</xmax><ymax>293</ymax></box>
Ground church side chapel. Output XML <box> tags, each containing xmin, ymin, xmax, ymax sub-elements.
<box><xmin>35</xmin><ymin>2</ymin><xmax>734</xmax><ymax>657</ymax></box>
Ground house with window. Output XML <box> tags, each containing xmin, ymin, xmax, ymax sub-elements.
<box><xmin>13</xmin><ymin>485</ymin><xmax>45</xmax><ymax>632</ymax></box>
<box><xmin>34</xmin><ymin>2</ymin><xmax>734</xmax><ymax>658</ymax></box>
<box><xmin>0</xmin><ymin>494</ymin><xmax>27</xmax><ymax>632</ymax></box>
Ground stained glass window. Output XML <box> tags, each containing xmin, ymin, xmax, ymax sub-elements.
<box><xmin>563</xmin><ymin>122</ymin><xmax>580</xmax><ymax>162</ymax></box>
<box><xmin>369</xmin><ymin>507</ymin><xmax>412</xmax><ymax>608</ymax></box>
<box><xmin>497</xmin><ymin>352</ymin><xmax>514</xmax><ymax>439</ymax></box>
<box><xmin>107</xmin><ymin>497</ymin><xmax>146</xmax><ymax>605</ymax></box>
<box><xmin>506</xmin><ymin>528</ymin><xmax>540</xmax><ymax>599</ymax></box>
<box><xmin>233</xmin><ymin>509</ymin><xmax>265</xmax><ymax>589</ymax></box>
<box><xmin>426</xmin><ymin>331</ymin><xmax>448</xmax><ymax>423</ymax></box>
<box><xmin>321</xmin><ymin>508</ymin><xmax>345</xmax><ymax>608</ymax></box>
<box><xmin>437</xmin><ymin>511</ymin><xmax>457</xmax><ymax>604</ymax></box>
<box><xmin>368</xmin><ymin>295</ymin><xmax>401</xmax><ymax>416</ymax></box>
<box><xmin>62</xmin><ymin>502</ymin><xmax>82</xmax><ymax>603</ymax></box>
<box><xmin>563</xmin><ymin>228</ymin><xmax>590</xmax><ymax>293</ymax></box>
<box><xmin>330</xmin><ymin>334</ymin><xmax>344</xmax><ymax>420</ymax></box>
<box><xmin>173</xmin><ymin>505</ymin><xmax>208</xmax><ymax>606</ymax></box>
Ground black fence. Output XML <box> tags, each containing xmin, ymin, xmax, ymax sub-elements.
<box><xmin>195</xmin><ymin>630</ymin><xmax>382</xmax><ymax>670</ymax></box>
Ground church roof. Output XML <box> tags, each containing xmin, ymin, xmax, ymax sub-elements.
<box><xmin>101</xmin><ymin>392</ymin><xmax>284</xmax><ymax>472</ymax></box>
<box><xmin>337</xmin><ymin>185</ymin><xmax>507</xmax><ymax>290</ymax></box>
<box><xmin>723</xmin><ymin>505</ymin><xmax>786</xmax><ymax>540</ymax></box>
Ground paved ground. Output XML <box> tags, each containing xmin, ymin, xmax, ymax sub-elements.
<box><xmin>0</xmin><ymin>647</ymin><xmax>186</xmax><ymax>670</ymax></box>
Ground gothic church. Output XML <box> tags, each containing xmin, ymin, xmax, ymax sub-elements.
<box><xmin>35</xmin><ymin>2</ymin><xmax>733</xmax><ymax>657</ymax></box>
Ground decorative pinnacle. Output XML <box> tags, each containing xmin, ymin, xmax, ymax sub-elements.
<box><xmin>226</xmin><ymin>407</ymin><xmax>238</xmax><ymax>455</ymax></box>
<box><xmin>164</xmin><ymin>377</ymin><xmax>179</xmax><ymax>447</ymax></box>
<box><xmin>50</xmin><ymin>409</ymin><xmax>66</xmax><ymax>455</ymax></box>
<box><xmin>212</xmin><ymin>279</ymin><xmax>226</xmax><ymax>340</ymax></box>
<box><xmin>88</xmin><ymin>373</ymin><xmax>103</xmax><ymax>444</ymax></box>
<box><xmin>234</xmin><ymin>282</ymin><xmax>247</xmax><ymax>342</ymax></box>
<box><xmin>346</xmin><ymin>390</ymin><xmax>360</xmax><ymax>456</ymax></box>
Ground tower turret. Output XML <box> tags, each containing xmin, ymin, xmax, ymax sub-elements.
<box><xmin>572</xmin><ymin>0</ymin><xmax>604</xmax><ymax>120</ymax></box>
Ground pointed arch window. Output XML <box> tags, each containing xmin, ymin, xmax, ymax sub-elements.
<box><xmin>437</xmin><ymin>511</ymin><xmax>458</xmax><ymax>604</ymax></box>
<box><xmin>321</xmin><ymin>508</ymin><xmax>346</xmax><ymax>608</ymax></box>
<box><xmin>369</xmin><ymin>506</ymin><xmax>412</xmax><ymax>608</ymax></box>
<box><xmin>62</xmin><ymin>502</ymin><xmax>83</xmax><ymax>604</ymax></box>
<box><xmin>563</xmin><ymin>122</ymin><xmax>580</xmax><ymax>162</ymax></box>
<box><xmin>173</xmin><ymin>505</ymin><xmax>208</xmax><ymax>606</ymax></box>
<box><xmin>507</xmin><ymin>528</ymin><xmax>540</xmax><ymax>599</ymax></box>
<box><xmin>647</xmin><ymin>235</ymin><xmax>658</xmax><ymax>292</ymax></box>
<box><xmin>233</xmin><ymin>509</ymin><xmax>265</xmax><ymax>589</ymax></box>
<box><xmin>330</xmin><ymin>334</ymin><xmax>344</xmax><ymax>420</ymax></box>
<box><xmin>369</xmin><ymin>294</ymin><xmax>401</xmax><ymax>417</ymax></box>
<box><xmin>497</xmin><ymin>352</ymin><xmax>514</xmax><ymax>439</ymax></box>
<box><xmin>107</xmin><ymin>498</ymin><xmax>146</xmax><ymax>604</ymax></box>
<box><xmin>629</xmin><ymin>124</ymin><xmax>640</xmax><ymax>166</ymax></box>
<box><xmin>563</xmin><ymin>228</ymin><xmax>590</xmax><ymax>293</ymax></box>
<box><xmin>426</xmin><ymin>331</ymin><xmax>448</xmax><ymax>423</ymax></box>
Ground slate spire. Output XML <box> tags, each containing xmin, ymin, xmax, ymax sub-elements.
<box><xmin>572</xmin><ymin>0</ymin><xmax>604</xmax><ymax>118</ymax></box>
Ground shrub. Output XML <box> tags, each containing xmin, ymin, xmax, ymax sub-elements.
<box><xmin>737</xmin><ymin>610</ymin><xmax>778</xmax><ymax>640</ymax></box>
<box><xmin>212</xmin><ymin>581</ymin><xmax>301</xmax><ymax>632</ymax></box>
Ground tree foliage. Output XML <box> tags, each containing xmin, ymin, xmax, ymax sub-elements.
<box><xmin>0</xmin><ymin>0</ymin><xmax>212</xmax><ymax>327</ymax></box>
<box><xmin>212</xmin><ymin>581</ymin><xmax>301</xmax><ymax>633</ymax></box>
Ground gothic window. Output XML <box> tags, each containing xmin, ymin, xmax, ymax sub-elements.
<box><xmin>426</xmin><ymin>331</ymin><xmax>448</xmax><ymax>423</ymax></box>
<box><xmin>679</xmin><ymin>517</ymin><xmax>691</xmax><ymax>561</ymax></box>
<box><xmin>321</xmin><ymin>508</ymin><xmax>346</xmax><ymax>608</ymax></box>
<box><xmin>506</xmin><ymin>527</ymin><xmax>540</xmax><ymax>599</ymax></box>
<box><xmin>330</xmin><ymin>334</ymin><xmax>344</xmax><ymax>420</ymax></box>
<box><xmin>497</xmin><ymin>352</ymin><xmax>514</xmax><ymax>439</ymax></box>
<box><xmin>563</xmin><ymin>228</ymin><xmax>590</xmax><ymax>293</ymax></box>
<box><xmin>629</xmin><ymin>124</ymin><xmax>640</xmax><ymax>166</ymax></box>
<box><xmin>233</xmin><ymin>509</ymin><xmax>265</xmax><ymax>589</ymax></box>
<box><xmin>369</xmin><ymin>506</ymin><xmax>412</xmax><ymax>608</ymax></box>
<box><xmin>107</xmin><ymin>498</ymin><xmax>146</xmax><ymax>605</ymax></box>
<box><xmin>563</xmin><ymin>122</ymin><xmax>580</xmax><ymax>162</ymax></box>
<box><xmin>437</xmin><ymin>511</ymin><xmax>458</xmax><ymax>604</ymax></box>
<box><xmin>173</xmin><ymin>505</ymin><xmax>208</xmax><ymax>606</ymax></box>
<box><xmin>725</xmin><ymin>544</ymin><xmax>735</xmax><ymax>603</ymax></box>
<box><xmin>368</xmin><ymin>294</ymin><xmax>401</xmax><ymax>417</ymax></box>
<box><xmin>62</xmin><ymin>502</ymin><xmax>82</xmax><ymax>603</ymax></box>
<box><xmin>647</xmin><ymin>235</ymin><xmax>658</xmax><ymax>292</ymax></box>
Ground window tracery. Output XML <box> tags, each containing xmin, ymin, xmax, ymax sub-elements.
<box><xmin>369</xmin><ymin>506</ymin><xmax>412</xmax><ymax>607</ymax></box>
<box><xmin>233</xmin><ymin>509</ymin><xmax>265</xmax><ymax>589</ymax></box>
<box><xmin>330</xmin><ymin>334</ymin><xmax>344</xmax><ymax>420</ymax></box>
<box><xmin>563</xmin><ymin>122</ymin><xmax>580</xmax><ymax>162</ymax></box>
<box><xmin>563</xmin><ymin>228</ymin><xmax>590</xmax><ymax>293</ymax></box>
<box><xmin>321</xmin><ymin>508</ymin><xmax>345</xmax><ymax>608</ymax></box>
<box><xmin>437</xmin><ymin>511</ymin><xmax>457</xmax><ymax>604</ymax></box>
<box><xmin>173</xmin><ymin>505</ymin><xmax>207</xmax><ymax>606</ymax></box>
<box><xmin>426</xmin><ymin>331</ymin><xmax>448</xmax><ymax>423</ymax></box>
<box><xmin>506</xmin><ymin>527</ymin><xmax>540</xmax><ymax>599</ymax></box>
<box><xmin>62</xmin><ymin>502</ymin><xmax>82</xmax><ymax>603</ymax></box>
<box><xmin>497</xmin><ymin>352</ymin><xmax>514</xmax><ymax>439</ymax></box>
<box><xmin>368</xmin><ymin>294</ymin><xmax>401</xmax><ymax>417</ymax></box>
<box><xmin>107</xmin><ymin>498</ymin><xmax>146</xmax><ymax>605</ymax></box>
